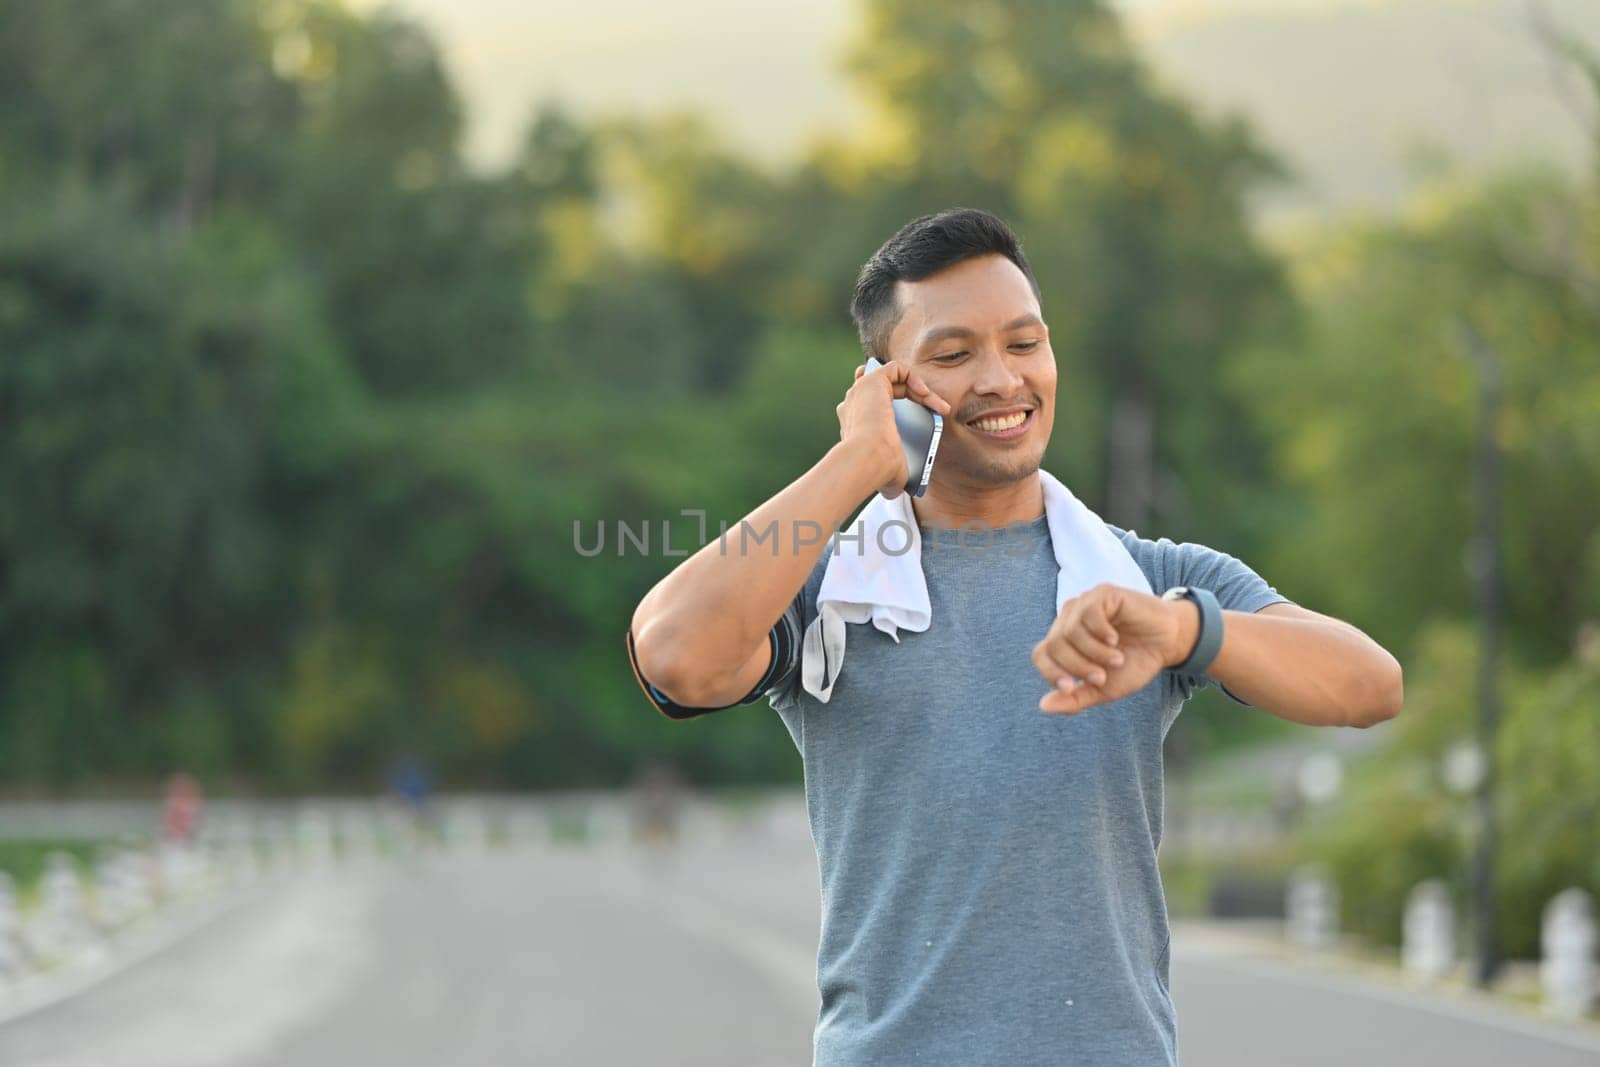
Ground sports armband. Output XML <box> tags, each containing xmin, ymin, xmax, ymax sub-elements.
<box><xmin>624</xmin><ymin>617</ymin><xmax>796</xmax><ymax>720</ymax></box>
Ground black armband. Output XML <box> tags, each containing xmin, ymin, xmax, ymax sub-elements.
<box><xmin>624</xmin><ymin>622</ymin><xmax>788</xmax><ymax>721</ymax></box>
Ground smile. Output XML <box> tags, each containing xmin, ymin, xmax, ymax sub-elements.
<box><xmin>966</xmin><ymin>408</ymin><xmax>1034</xmax><ymax>440</ymax></box>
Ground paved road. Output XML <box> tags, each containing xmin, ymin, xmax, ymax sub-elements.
<box><xmin>2</xmin><ymin>831</ymin><xmax>1597</xmax><ymax>1066</ymax></box>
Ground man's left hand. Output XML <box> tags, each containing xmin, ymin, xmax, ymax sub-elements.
<box><xmin>1032</xmin><ymin>583</ymin><xmax>1192</xmax><ymax>714</ymax></box>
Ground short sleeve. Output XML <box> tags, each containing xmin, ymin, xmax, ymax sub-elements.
<box><xmin>766</xmin><ymin>548</ymin><xmax>831</xmax><ymax>713</ymax></box>
<box><xmin>761</xmin><ymin>591</ymin><xmax>807</xmax><ymax>712</ymax></box>
<box><xmin>1107</xmin><ymin>526</ymin><xmax>1291</xmax><ymax>708</ymax></box>
<box><xmin>1167</xmin><ymin>539</ymin><xmax>1290</xmax><ymax>707</ymax></box>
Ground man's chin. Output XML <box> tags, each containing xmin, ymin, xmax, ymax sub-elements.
<box><xmin>953</xmin><ymin>450</ymin><xmax>1044</xmax><ymax>487</ymax></box>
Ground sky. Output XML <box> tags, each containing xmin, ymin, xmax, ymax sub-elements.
<box><xmin>354</xmin><ymin>0</ymin><xmax>1598</xmax><ymax>220</ymax></box>
<box><xmin>357</xmin><ymin>0</ymin><xmax>1373</xmax><ymax>170</ymax></box>
<box><xmin>355</xmin><ymin>0</ymin><xmax>861</xmax><ymax>170</ymax></box>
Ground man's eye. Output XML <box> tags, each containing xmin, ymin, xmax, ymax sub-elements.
<box><xmin>934</xmin><ymin>352</ymin><xmax>966</xmax><ymax>363</ymax></box>
<box><xmin>1012</xmin><ymin>341</ymin><xmax>1041</xmax><ymax>352</ymax></box>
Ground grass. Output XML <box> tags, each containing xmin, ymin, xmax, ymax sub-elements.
<box><xmin>0</xmin><ymin>838</ymin><xmax>119</xmax><ymax>908</ymax></box>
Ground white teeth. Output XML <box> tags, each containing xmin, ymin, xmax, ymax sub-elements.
<box><xmin>972</xmin><ymin>411</ymin><xmax>1028</xmax><ymax>432</ymax></box>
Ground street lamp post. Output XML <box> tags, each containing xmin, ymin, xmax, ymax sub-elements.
<box><xmin>1455</xmin><ymin>321</ymin><xmax>1504</xmax><ymax>989</ymax></box>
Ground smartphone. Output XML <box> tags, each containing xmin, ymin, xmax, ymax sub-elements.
<box><xmin>865</xmin><ymin>356</ymin><xmax>943</xmax><ymax>498</ymax></box>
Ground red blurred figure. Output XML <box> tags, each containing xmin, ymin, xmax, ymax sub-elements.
<box><xmin>161</xmin><ymin>773</ymin><xmax>204</xmax><ymax>845</ymax></box>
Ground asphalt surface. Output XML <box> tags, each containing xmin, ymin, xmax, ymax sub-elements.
<box><xmin>2</xmin><ymin>830</ymin><xmax>1597</xmax><ymax>1066</ymax></box>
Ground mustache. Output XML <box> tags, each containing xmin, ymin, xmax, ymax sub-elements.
<box><xmin>957</xmin><ymin>400</ymin><xmax>1038</xmax><ymax>422</ymax></box>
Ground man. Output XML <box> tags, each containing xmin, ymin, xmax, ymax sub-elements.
<box><xmin>626</xmin><ymin>208</ymin><xmax>1403</xmax><ymax>1065</ymax></box>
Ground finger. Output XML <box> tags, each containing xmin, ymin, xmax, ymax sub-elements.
<box><xmin>854</xmin><ymin>363</ymin><xmax>866</xmax><ymax>381</ymax></box>
<box><xmin>1032</xmin><ymin>637</ymin><xmax>1107</xmax><ymax>690</ymax></box>
<box><xmin>875</xmin><ymin>361</ymin><xmax>951</xmax><ymax>415</ymax></box>
<box><xmin>1039</xmin><ymin>679</ymin><xmax>1105</xmax><ymax>715</ymax></box>
<box><xmin>1065</xmin><ymin>626</ymin><xmax>1124</xmax><ymax>673</ymax></box>
<box><xmin>905</xmin><ymin>372</ymin><xmax>952</xmax><ymax>416</ymax></box>
<box><xmin>1085</xmin><ymin>597</ymin><xmax>1120</xmax><ymax>648</ymax></box>
<box><xmin>1032</xmin><ymin>611</ymin><xmax>1082</xmax><ymax>679</ymax></box>
<box><xmin>1039</xmin><ymin>686</ymin><xmax>1079</xmax><ymax>714</ymax></box>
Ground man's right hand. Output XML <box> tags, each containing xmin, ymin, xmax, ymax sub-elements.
<box><xmin>632</xmin><ymin>357</ymin><xmax>951</xmax><ymax>711</ymax></box>
<box><xmin>836</xmin><ymin>359</ymin><xmax>953</xmax><ymax>500</ymax></box>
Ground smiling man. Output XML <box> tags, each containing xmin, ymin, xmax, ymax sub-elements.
<box><xmin>626</xmin><ymin>208</ymin><xmax>1403</xmax><ymax>1066</ymax></box>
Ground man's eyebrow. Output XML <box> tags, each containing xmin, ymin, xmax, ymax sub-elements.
<box><xmin>915</xmin><ymin>313</ymin><xmax>1046</xmax><ymax>350</ymax></box>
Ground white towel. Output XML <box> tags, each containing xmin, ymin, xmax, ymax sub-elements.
<box><xmin>800</xmin><ymin>468</ymin><xmax>1152</xmax><ymax>703</ymax></box>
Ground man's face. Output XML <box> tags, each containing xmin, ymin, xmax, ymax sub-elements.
<box><xmin>883</xmin><ymin>253</ymin><xmax>1055</xmax><ymax>489</ymax></box>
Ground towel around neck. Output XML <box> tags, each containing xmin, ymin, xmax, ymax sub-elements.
<box><xmin>799</xmin><ymin>469</ymin><xmax>1152</xmax><ymax>703</ymax></box>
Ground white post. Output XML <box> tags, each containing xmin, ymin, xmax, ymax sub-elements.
<box><xmin>94</xmin><ymin>849</ymin><xmax>136</xmax><ymax>932</ymax></box>
<box><xmin>1286</xmin><ymin>865</ymin><xmax>1339</xmax><ymax>950</ymax></box>
<box><xmin>588</xmin><ymin>799</ymin><xmax>630</xmax><ymax>846</ymax></box>
<box><xmin>263</xmin><ymin>816</ymin><xmax>294</xmax><ymax>873</ymax></box>
<box><xmin>1402</xmin><ymin>879</ymin><xmax>1456</xmax><ymax>981</ymax></box>
<box><xmin>0</xmin><ymin>872</ymin><xmax>26</xmax><ymax>985</ymax></box>
<box><xmin>158</xmin><ymin>840</ymin><xmax>198</xmax><ymax>900</ymax></box>
<box><xmin>505</xmin><ymin>806</ymin><xmax>543</xmax><ymax>850</ymax></box>
<box><xmin>445</xmin><ymin>804</ymin><xmax>490</xmax><ymax>852</ymax></box>
<box><xmin>338</xmin><ymin>810</ymin><xmax>378</xmax><ymax>864</ymax></box>
<box><xmin>223</xmin><ymin>818</ymin><xmax>259</xmax><ymax>887</ymax></box>
<box><xmin>124</xmin><ymin>846</ymin><xmax>156</xmax><ymax>919</ymax></box>
<box><xmin>297</xmin><ymin>808</ymin><xmax>337</xmax><ymax>868</ymax></box>
<box><xmin>31</xmin><ymin>852</ymin><xmax>96</xmax><ymax>963</ymax></box>
<box><xmin>209</xmin><ymin>817</ymin><xmax>251</xmax><ymax>888</ymax></box>
<box><xmin>1541</xmin><ymin>888</ymin><xmax>1596</xmax><ymax>1019</ymax></box>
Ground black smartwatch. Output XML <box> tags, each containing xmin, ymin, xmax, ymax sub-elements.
<box><xmin>1160</xmin><ymin>586</ymin><xmax>1223</xmax><ymax>675</ymax></box>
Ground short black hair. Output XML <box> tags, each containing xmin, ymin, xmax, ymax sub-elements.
<box><xmin>849</xmin><ymin>208</ymin><xmax>1042</xmax><ymax>362</ymax></box>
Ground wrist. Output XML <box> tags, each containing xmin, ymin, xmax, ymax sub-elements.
<box><xmin>827</xmin><ymin>440</ymin><xmax>891</xmax><ymax>502</ymax></box>
<box><xmin>831</xmin><ymin>438</ymin><xmax>901</xmax><ymax>499</ymax></box>
<box><xmin>1163</xmin><ymin>597</ymin><xmax>1202</xmax><ymax>670</ymax></box>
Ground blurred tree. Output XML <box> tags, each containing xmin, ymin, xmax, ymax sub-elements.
<box><xmin>7</xmin><ymin>0</ymin><xmax>1586</xmax><ymax>853</ymax></box>
<box><xmin>825</xmin><ymin>0</ymin><xmax>1292</xmax><ymax>552</ymax></box>
<box><xmin>0</xmin><ymin>187</ymin><xmax>363</xmax><ymax>787</ymax></box>
<box><xmin>276</xmin><ymin>3</ymin><xmax>535</xmax><ymax>395</ymax></box>
<box><xmin>1278</xmin><ymin>47</ymin><xmax>1600</xmax><ymax>951</ymax></box>
<box><xmin>0</xmin><ymin>0</ymin><xmax>299</xmax><ymax>228</ymax></box>
<box><xmin>1299</xmin><ymin>618</ymin><xmax>1600</xmax><ymax>959</ymax></box>
<box><xmin>1231</xmin><ymin>164</ymin><xmax>1600</xmax><ymax>666</ymax></box>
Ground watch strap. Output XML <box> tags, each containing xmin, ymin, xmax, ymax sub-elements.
<box><xmin>1170</xmin><ymin>586</ymin><xmax>1224</xmax><ymax>676</ymax></box>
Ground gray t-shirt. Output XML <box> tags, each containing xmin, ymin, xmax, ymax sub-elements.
<box><xmin>763</xmin><ymin>514</ymin><xmax>1290</xmax><ymax>1066</ymax></box>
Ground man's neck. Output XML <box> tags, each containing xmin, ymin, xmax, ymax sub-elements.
<box><xmin>910</xmin><ymin>473</ymin><xmax>1045</xmax><ymax>532</ymax></box>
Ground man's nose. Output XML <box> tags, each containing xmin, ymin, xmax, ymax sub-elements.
<box><xmin>972</xmin><ymin>346</ymin><xmax>1026</xmax><ymax>395</ymax></box>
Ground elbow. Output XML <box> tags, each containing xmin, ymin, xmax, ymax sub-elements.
<box><xmin>630</xmin><ymin>614</ymin><xmax>736</xmax><ymax>709</ymax></box>
<box><xmin>630</xmin><ymin>612</ymin><xmax>694</xmax><ymax>705</ymax></box>
<box><xmin>1346</xmin><ymin>656</ymin><xmax>1404</xmax><ymax>728</ymax></box>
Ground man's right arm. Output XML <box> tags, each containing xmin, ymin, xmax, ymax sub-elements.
<box><xmin>628</xmin><ymin>441</ymin><xmax>887</xmax><ymax>712</ymax></box>
<box><xmin>627</xmin><ymin>358</ymin><xmax>952</xmax><ymax>715</ymax></box>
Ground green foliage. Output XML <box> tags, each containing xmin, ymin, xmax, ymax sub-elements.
<box><xmin>1233</xmin><ymin>165</ymin><xmax>1600</xmax><ymax>665</ymax></box>
<box><xmin>1275</xmin><ymin>158</ymin><xmax>1600</xmax><ymax>956</ymax></box>
<box><xmin>1495</xmin><ymin>631</ymin><xmax>1600</xmax><ymax>955</ymax></box>
<box><xmin>0</xmin><ymin>839</ymin><xmax>106</xmax><ymax>904</ymax></box>
<box><xmin>0</xmin><ymin>186</ymin><xmax>348</xmax><ymax>786</ymax></box>
<box><xmin>1298</xmin><ymin>619</ymin><xmax>1600</xmax><ymax>958</ymax></box>
<box><xmin>0</xmin><ymin>4</ymin><xmax>1590</xmax><ymax>977</ymax></box>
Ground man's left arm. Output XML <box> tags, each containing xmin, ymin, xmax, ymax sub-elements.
<box><xmin>1164</xmin><ymin>599</ymin><xmax>1404</xmax><ymax>729</ymax></box>
<box><xmin>1033</xmin><ymin>533</ymin><xmax>1403</xmax><ymax>726</ymax></box>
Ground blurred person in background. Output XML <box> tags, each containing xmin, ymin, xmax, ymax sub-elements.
<box><xmin>160</xmin><ymin>772</ymin><xmax>204</xmax><ymax>847</ymax></box>
<box><xmin>627</xmin><ymin>208</ymin><xmax>1403</xmax><ymax>1065</ymax></box>
<box><xmin>630</xmin><ymin>756</ymin><xmax>686</xmax><ymax>852</ymax></box>
<box><xmin>388</xmin><ymin>752</ymin><xmax>437</xmax><ymax>850</ymax></box>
